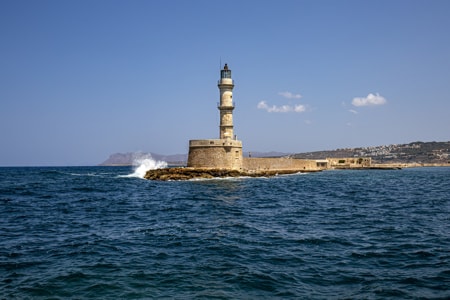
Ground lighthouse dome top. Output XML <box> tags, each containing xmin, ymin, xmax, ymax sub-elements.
<box><xmin>220</xmin><ymin>63</ymin><xmax>232</xmax><ymax>79</ymax></box>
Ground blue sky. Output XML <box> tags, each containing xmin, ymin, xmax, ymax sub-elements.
<box><xmin>1</xmin><ymin>0</ymin><xmax>449</xmax><ymax>166</ymax></box>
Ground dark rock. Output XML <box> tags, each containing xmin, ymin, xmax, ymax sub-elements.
<box><xmin>143</xmin><ymin>168</ymin><xmax>312</xmax><ymax>181</ymax></box>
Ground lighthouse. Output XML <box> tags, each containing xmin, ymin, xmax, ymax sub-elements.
<box><xmin>187</xmin><ymin>63</ymin><xmax>243</xmax><ymax>170</ymax></box>
<box><xmin>218</xmin><ymin>63</ymin><xmax>235</xmax><ymax>140</ymax></box>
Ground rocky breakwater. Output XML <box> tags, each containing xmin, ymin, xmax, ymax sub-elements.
<box><xmin>144</xmin><ymin>167</ymin><xmax>317</xmax><ymax>181</ymax></box>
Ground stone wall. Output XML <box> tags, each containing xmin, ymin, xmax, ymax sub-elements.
<box><xmin>187</xmin><ymin>139</ymin><xmax>243</xmax><ymax>170</ymax></box>
<box><xmin>243</xmin><ymin>157</ymin><xmax>320</xmax><ymax>173</ymax></box>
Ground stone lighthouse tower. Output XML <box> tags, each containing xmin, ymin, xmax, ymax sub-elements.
<box><xmin>187</xmin><ymin>64</ymin><xmax>243</xmax><ymax>170</ymax></box>
<box><xmin>218</xmin><ymin>63</ymin><xmax>235</xmax><ymax>140</ymax></box>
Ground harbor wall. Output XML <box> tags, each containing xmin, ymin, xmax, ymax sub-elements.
<box><xmin>243</xmin><ymin>157</ymin><xmax>320</xmax><ymax>172</ymax></box>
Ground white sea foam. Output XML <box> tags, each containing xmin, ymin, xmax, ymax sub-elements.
<box><xmin>121</xmin><ymin>154</ymin><xmax>168</xmax><ymax>179</ymax></box>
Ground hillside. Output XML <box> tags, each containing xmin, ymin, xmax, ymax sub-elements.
<box><xmin>290</xmin><ymin>141</ymin><xmax>450</xmax><ymax>164</ymax></box>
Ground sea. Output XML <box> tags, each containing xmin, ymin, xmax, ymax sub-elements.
<box><xmin>1</xmin><ymin>161</ymin><xmax>449</xmax><ymax>299</ymax></box>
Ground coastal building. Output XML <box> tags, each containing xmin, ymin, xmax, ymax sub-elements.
<box><xmin>327</xmin><ymin>157</ymin><xmax>372</xmax><ymax>169</ymax></box>
<box><xmin>187</xmin><ymin>64</ymin><xmax>243</xmax><ymax>170</ymax></box>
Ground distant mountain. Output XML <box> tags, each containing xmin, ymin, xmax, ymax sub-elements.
<box><xmin>99</xmin><ymin>152</ymin><xmax>187</xmax><ymax>166</ymax></box>
<box><xmin>289</xmin><ymin>141</ymin><xmax>450</xmax><ymax>164</ymax></box>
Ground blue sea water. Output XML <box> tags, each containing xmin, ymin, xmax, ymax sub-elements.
<box><xmin>0</xmin><ymin>166</ymin><xmax>449</xmax><ymax>299</ymax></box>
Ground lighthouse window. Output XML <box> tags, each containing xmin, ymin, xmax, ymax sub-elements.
<box><xmin>221</xmin><ymin>70</ymin><xmax>231</xmax><ymax>78</ymax></box>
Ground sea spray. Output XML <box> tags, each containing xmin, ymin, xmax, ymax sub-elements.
<box><xmin>123</xmin><ymin>154</ymin><xmax>168</xmax><ymax>178</ymax></box>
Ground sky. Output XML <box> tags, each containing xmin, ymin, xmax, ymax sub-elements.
<box><xmin>1</xmin><ymin>0</ymin><xmax>450</xmax><ymax>166</ymax></box>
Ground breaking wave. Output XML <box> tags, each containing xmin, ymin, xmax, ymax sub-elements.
<box><xmin>122</xmin><ymin>154</ymin><xmax>168</xmax><ymax>178</ymax></box>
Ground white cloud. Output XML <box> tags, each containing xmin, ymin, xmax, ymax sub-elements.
<box><xmin>349</xmin><ymin>109</ymin><xmax>358</xmax><ymax>114</ymax></box>
<box><xmin>352</xmin><ymin>93</ymin><xmax>387</xmax><ymax>107</ymax></box>
<box><xmin>257</xmin><ymin>101</ymin><xmax>306</xmax><ymax>113</ymax></box>
<box><xmin>257</xmin><ymin>101</ymin><xmax>269</xmax><ymax>109</ymax></box>
<box><xmin>278</xmin><ymin>91</ymin><xmax>302</xmax><ymax>99</ymax></box>
<box><xmin>293</xmin><ymin>104</ymin><xmax>306</xmax><ymax>112</ymax></box>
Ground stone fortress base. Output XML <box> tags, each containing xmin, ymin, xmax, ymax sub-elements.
<box><xmin>187</xmin><ymin>139</ymin><xmax>243</xmax><ymax>170</ymax></box>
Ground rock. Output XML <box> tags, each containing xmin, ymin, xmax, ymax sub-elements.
<box><xmin>143</xmin><ymin>168</ymin><xmax>310</xmax><ymax>181</ymax></box>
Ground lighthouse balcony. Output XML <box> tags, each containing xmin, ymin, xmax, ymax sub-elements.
<box><xmin>217</xmin><ymin>79</ymin><xmax>234</xmax><ymax>86</ymax></box>
<box><xmin>217</xmin><ymin>102</ymin><xmax>235</xmax><ymax>109</ymax></box>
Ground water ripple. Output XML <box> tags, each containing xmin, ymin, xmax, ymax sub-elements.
<box><xmin>0</xmin><ymin>167</ymin><xmax>449</xmax><ymax>298</ymax></box>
